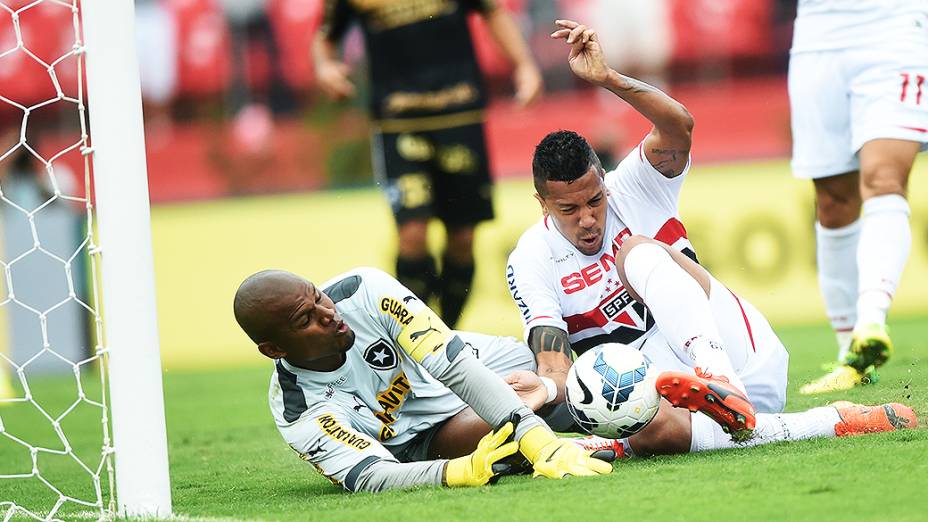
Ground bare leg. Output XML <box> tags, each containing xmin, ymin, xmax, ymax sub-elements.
<box><xmin>444</xmin><ymin>226</ymin><xmax>475</xmax><ymax>265</ymax></box>
<box><xmin>858</xmin><ymin>139</ymin><xmax>916</xmax><ymax>201</ymax></box>
<box><xmin>626</xmin><ymin>400</ymin><xmax>691</xmax><ymax>456</ymax></box>
<box><xmin>397</xmin><ymin>219</ymin><xmax>429</xmax><ymax>259</ymax></box>
<box><xmin>814</xmin><ymin>171</ymin><xmax>861</xmax><ymax>228</ymax></box>
<box><xmin>427</xmin><ymin>407</ymin><xmax>491</xmax><ymax>459</ymax></box>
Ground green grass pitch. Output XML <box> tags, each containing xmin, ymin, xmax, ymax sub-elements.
<box><xmin>2</xmin><ymin>316</ymin><xmax>927</xmax><ymax>521</ymax></box>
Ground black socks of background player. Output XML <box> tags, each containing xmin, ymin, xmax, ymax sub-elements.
<box><xmin>395</xmin><ymin>254</ymin><xmax>474</xmax><ymax>329</ymax></box>
<box><xmin>396</xmin><ymin>255</ymin><xmax>439</xmax><ymax>304</ymax></box>
<box><xmin>439</xmin><ymin>254</ymin><xmax>474</xmax><ymax>329</ymax></box>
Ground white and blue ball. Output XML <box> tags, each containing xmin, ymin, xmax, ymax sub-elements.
<box><xmin>565</xmin><ymin>343</ymin><xmax>660</xmax><ymax>439</ymax></box>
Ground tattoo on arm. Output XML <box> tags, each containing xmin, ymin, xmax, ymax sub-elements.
<box><xmin>649</xmin><ymin>147</ymin><xmax>688</xmax><ymax>177</ymax></box>
<box><xmin>528</xmin><ymin>326</ymin><xmax>571</xmax><ymax>356</ymax></box>
<box><xmin>613</xmin><ymin>76</ymin><xmax>655</xmax><ymax>96</ymax></box>
<box><xmin>607</xmin><ymin>73</ymin><xmax>692</xmax><ymax>178</ymax></box>
<box><xmin>528</xmin><ymin>327</ymin><xmax>571</xmax><ymax>389</ymax></box>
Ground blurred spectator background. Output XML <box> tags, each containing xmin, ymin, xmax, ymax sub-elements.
<box><xmin>1</xmin><ymin>0</ymin><xmax>799</xmax><ymax>203</ymax></box>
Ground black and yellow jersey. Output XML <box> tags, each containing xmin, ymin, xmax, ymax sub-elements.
<box><xmin>320</xmin><ymin>0</ymin><xmax>496</xmax><ymax>123</ymax></box>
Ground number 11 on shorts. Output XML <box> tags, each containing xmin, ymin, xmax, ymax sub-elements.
<box><xmin>900</xmin><ymin>72</ymin><xmax>925</xmax><ymax>104</ymax></box>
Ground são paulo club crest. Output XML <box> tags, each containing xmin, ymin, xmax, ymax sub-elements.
<box><xmin>364</xmin><ymin>339</ymin><xmax>398</xmax><ymax>371</ymax></box>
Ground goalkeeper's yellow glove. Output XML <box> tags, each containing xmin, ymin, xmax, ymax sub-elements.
<box><xmin>519</xmin><ymin>426</ymin><xmax>614</xmax><ymax>479</ymax></box>
<box><xmin>444</xmin><ymin>421</ymin><xmax>519</xmax><ymax>487</ymax></box>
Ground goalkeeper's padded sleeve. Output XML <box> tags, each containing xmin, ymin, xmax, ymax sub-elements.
<box><xmin>428</xmin><ymin>339</ymin><xmax>544</xmax><ymax>441</ymax></box>
<box><xmin>349</xmin><ymin>458</ymin><xmax>445</xmax><ymax>493</ymax></box>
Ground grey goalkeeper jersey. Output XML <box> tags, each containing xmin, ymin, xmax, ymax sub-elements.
<box><xmin>268</xmin><ymin>267</ymin><xmax>541</xmax><ymax>492</ymax></box>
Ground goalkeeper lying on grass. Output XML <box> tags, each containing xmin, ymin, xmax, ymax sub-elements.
<box><xmin>233</xmin><ymin>267</ymin><xmax>612</xmax><ymax>493</ymax></box>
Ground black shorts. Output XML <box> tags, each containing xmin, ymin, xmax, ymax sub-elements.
<box><xmin>372</xmin><ymin>122</ymin><xmax>494</xmax><ymax>226</ymax></box>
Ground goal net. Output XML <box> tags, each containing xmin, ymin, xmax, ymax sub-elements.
<box><xmin>0</xmin><ymin>1</ymin><xmax>170</xmax><ymax>519</ymax></box>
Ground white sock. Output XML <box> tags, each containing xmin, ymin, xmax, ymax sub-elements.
<box><xmin>623</xmin><ymin>243</ymin><xmax>745</xmax><ymax>393</ymax></box>
<box><xmin>689</xmin><ymin>407</ymin><xmax>840</xmax><ymax>452</ymax></box>
<box><xmin>856</xmin><ymin>194</ymin><xmax>911</xmax><ymax>327</ymax></box>
<box><xmin>815</xmin><ymin>220</ymin><xmax>860</xmax><ymax>360</ymax></box>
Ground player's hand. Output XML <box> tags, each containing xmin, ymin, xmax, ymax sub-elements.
<box><xmin>444</xmin><ymin>421</ymin><xmax>519</xmax><ymax>487</ymax></box>
<box><xmin>513</xmin><ymin>63</ymin><xmax>543</xmax><ymax>106</ymax></box>
<box><xmin>519</xmin><ymin>426</ymin><xmax>613</xmax><ymax>479</ymax></box>
<box><xmin>316</xmin><ymin>60</ymin><xmax>356</xmax><ymax>100</ymax></box>
<box><xmin>550</xmin><ymin>19</ymin><xmax>609</xmax><ymax>85</ymax></box>
<box><xmin>505</xmin><ymin>371</ymin><xmax>548</xmax><ymax>411</ymax></box>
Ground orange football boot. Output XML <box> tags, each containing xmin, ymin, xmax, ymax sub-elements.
<box><xmin>656</xmin><ymin>368</ymin><xmax>757</xmax><ymax>441</ymax></box>
<box><xmin>832</xmin><ymin>401</ymin><xmax>918</xmax><ymax>436</ymax></box>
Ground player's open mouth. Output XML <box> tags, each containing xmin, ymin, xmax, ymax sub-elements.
<box><xmin>336</xmin><ymin>321</ymin><xmax>349</xmax><ymax>334</ymax></box>
<box><xmin>580</xmin><ymin>235</ymin><xmax>599</xmax><ymax>248</ymax></box>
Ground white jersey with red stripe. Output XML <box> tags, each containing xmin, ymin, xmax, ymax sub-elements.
<box><xmin>507</xmin><ymin>140</ymin><xmax>695</xmax><ymax>354</ymax></box>
<box><xmin>792</xmin><ymin>0</ymin><xmax>928</xmax><ymax>54</ymax></box>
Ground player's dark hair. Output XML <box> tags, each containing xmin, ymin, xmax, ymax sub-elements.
<box><xmin>532</xmin><ymin>130</ymin><xmax>602</xmax><ymax>197</ymax></box>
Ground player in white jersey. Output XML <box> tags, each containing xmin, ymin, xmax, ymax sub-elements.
<box><xmin>232</xmin><ymin>267</ymin><xmax>611</xmax><ymax>493</ymax></box>
<box><xmin>504</xmin><ymin>20</ymin><xmax>917</xmax><ymax>456</ymax></box>
<box><xmin>789</xmin><ymin>0</ymin><xmax>928</xmax><ymax>393</ymax></box>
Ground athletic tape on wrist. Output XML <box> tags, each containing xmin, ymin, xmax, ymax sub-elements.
<box><xmin>539</xmin><ymin>376</ymin><xmax>557</xmax><ymax>405</ymax></box>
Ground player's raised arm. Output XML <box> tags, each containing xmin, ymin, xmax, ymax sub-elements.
<box><xmin>552</xmin><ymin>19</ymin><xmax>693</xmax><ymax>177</ymax></box>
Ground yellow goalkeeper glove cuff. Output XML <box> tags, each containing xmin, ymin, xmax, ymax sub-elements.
<box><xmin>519</xmin><ymin>425</ymin><xmax>613</xmax><ymax>479</ymax></box>
<box><xmin>444</xmin><ymin>421</ymin><xmax>519</xmax><ymax>487</ymax></box>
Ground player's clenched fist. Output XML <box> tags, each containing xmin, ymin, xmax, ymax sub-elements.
<box><xmin>444</xmin><ymin>422</ymin><xmax>519</xmax><ymax>487</ymax></box>
<box><xmin>519</xmin><ymin>426</ymin><xmax>613</xmax><ymax>479</ymax></box>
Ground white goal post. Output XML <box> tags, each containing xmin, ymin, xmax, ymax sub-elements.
<box><xmin>0</xmin><ymin>0</ymin><xmax>172</xmax><ymax>519</ymax></box>
<box><xmin>0</xmin><ymin>0</ymin><xmax>169</xmax><ymax>517</ymax></box>
<box><xmin>82</xmin><ymin>0</ymin><xmax>172</xmax><ymax>517</ymax></box>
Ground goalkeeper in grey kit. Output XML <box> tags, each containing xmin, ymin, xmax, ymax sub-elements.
<box><xmin>233</xmin><ymin>267</ymin><xmax>611</xmax><ymax>493</ymax></box>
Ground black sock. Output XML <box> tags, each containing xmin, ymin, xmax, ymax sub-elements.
<box><xmin>396</xmin><ymin>255</ymin><xmax>439</xmax><ymax>303</ymax></box>
<box><xmin>439</xmin><ymin>254</ymin><xmax>475</xmax><ymax>329</ymax></box>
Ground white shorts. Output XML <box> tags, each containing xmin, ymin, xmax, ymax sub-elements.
<box><xmin>463</xmin><ymin>331</ymin><xmax>537</xmax><ymax>376</ymax></box>
<box><xmin>639</xmin><ymin>277</ymin><xmax>789</xmax><ymax>414</ymax></box>
<box><xmin>789</xmin><ymin>43</ymin><xmax>928</xmax><ymax>179</ymax></box>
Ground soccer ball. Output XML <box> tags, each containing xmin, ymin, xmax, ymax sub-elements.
<box><xmin>565</xmin><ymin>343</ymin><xmax>660</xmax><ymax>439</ymax></box>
